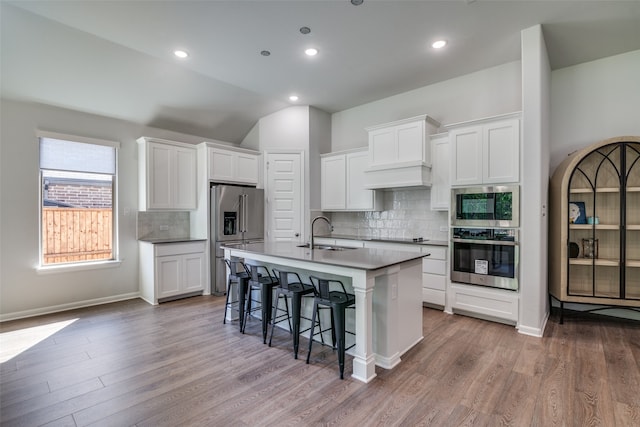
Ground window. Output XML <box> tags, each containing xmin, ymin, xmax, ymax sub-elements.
<box><xmin>38</xmin><ymin>132</ymin><xmax>119</xmax><ymax>267</ymax></box>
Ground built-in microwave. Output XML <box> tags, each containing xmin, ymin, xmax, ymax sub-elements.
<box><xmin>451</xmin><ymin>185</ymin><xmax>519</xmax><ymax>228</ymax></box>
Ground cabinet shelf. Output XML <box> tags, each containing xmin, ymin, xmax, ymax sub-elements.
<box><xmin>569</xmin><ymin>224</ymin><xmax>619</xmax><ymax>230</ymax></box>
<box><xmin>627</xmin><ymin>224</ymin><xmax>640</xmax><ymax>230</ymax></box>
<box><xmin>569</xmin><ymin>258</ymin><xmax>619</xmax><ymax>266</ymax></box>
<box><xmin>570</xmin><ymin>187</ymin><xmax>620</xmax><ymax>194</ymax></box>
<box><xmin>627</xmin><ymin>260</ymin><xmax>640</xmax><ymax>268</ymax></box>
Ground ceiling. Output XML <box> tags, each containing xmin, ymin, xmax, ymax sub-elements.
<box><xmin>2</xmin><ymin>1</ymin><xmax>639</xmax><ymax>143</ymax></box>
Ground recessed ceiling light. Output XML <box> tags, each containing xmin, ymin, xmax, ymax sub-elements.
<box><xmin>173</xmin><ymin>49</ymin><xmax>189</xmax><ymax>59</ymax></box>
<box><xmin>431</xmin><ymin>40</ymin><xmax>447</xmax><ymax>49</ymax></box>
<box><xmin>289</xmin><ymin>95</ymin><xmax>299</xmax><ymax>102</ymax></box>
<box><xmin>300</xmin><ymin>27</ymin><xmax>311</xmax><ymax>35</ymax></box>
<box><xmin>351</xmin><ymin>0</ymin><xmax>364</xmax><ymax>5</ymax></box>
<box><xmin>260</xmin><ymin>50</ymin><xmax>271</xmax><ymax>56</ymax></box>
<box><xmin>305</xmin><ymin>48</ymin><xmax>318</xmax><ymax>56</ymax></box>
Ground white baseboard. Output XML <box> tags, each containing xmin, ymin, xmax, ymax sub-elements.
<box><xmin>0</xmin><ymin>292</ymin><xmax>141</xmax><ymax>322</ymax></box>
<box><xmin>517</xmin><ymin>311</ymin><xmax>549</xmax><ymax>338</ymax></box>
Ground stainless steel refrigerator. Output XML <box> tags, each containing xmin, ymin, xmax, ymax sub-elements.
<box><xmin>210</xmin><ymin>184</ymin><xmax>264</xmax><ymax>295</ymax></box>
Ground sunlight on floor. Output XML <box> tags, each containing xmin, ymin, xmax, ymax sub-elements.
<box><xmin>0</xmin><ymin>318</ymin><xmax>78</xmax><ymax>363</ymax></box>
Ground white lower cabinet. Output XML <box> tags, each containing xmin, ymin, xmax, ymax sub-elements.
<box><xmin>139</xmin><ymin>240</ymin><xmax>206</xmax><ymax>305</ymax></box>
<box><xmin>421</xmin><ymin>246</ymin><xmax>447</xmax><ymax>308</ymax></box>
<box><xmin>448</xmin><ymin>283</ymin><xmax>518</xmax><ymax>324</ymax></box>
<box><xmin>368</xmin><ymin>242</ymin><xmax>448</xmax><ymax>308</ymax></box>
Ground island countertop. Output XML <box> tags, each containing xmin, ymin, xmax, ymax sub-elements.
<box><xmin>221</xmin><ymin>241</ymin><xmax>428</xmax><ymax>271</ymax></box>
<box><xmin>222</xmin><ymin>240</ymin><xmax>425</xmax><ymax>383</ymax></box>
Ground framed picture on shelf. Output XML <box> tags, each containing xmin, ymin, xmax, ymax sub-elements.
<box><xmin>569</xmin><ymin>201</ymin><xmax>586</xmax><ymax>224</ymax></box>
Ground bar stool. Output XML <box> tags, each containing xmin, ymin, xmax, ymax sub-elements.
<box><xmin>268</xmin><ymin>270</ymin><xmax>315</xmax><ymax>359</ymax></box>
<box><xmin>243</xmin><ymin>264</ymin><xmax>280</xmax><ymax>343</ymax></box>
<box><xmin>306</xmin><ymin>276</ymin><xmax>355</xmax><ymax>380</ymax></box>
<box><xmin>223</xmin><ymin>259</ymin><xmax>259</xmax><ymax>332</ymax></box>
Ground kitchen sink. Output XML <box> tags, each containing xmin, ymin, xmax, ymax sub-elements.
<box><xmin>296</xmin><ymin>244</ymin><xmax>357</xmax><ymax>251</ymax></box>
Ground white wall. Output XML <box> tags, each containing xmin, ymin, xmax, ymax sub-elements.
<box><xmin>331</xmin><ymin>61</ymin><xmax>522</xmax><ymax>151</ymax></box>
<box><xmin>519</xmin><ymin>25</ymin><xmax>551</xmax><ymax>337</ymax></box>
<box><xmin>0</xmin><ymin>99</ymin><xmax>211</xmax><ymax>320</ymax></box>
<box><xmin>550</xmin><ymin>49</ymin><xmax>640</xmax><ymax>172</ymax></box>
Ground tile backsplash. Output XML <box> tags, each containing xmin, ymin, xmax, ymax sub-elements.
<box><xmin>137</xmin><ymin>211</ymin><xmax>190</xmax><ymax>240</ymax></box>
<box><xmin>329</xmin><ymin>189</ymin><xmax>449</xmax><ymax>241</ymax></box>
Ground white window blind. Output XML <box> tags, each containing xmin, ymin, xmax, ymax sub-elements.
<box><xmin>39</xmin><ymin>137</ymin><xmax>116</xmax><ymax>174</ymax></box>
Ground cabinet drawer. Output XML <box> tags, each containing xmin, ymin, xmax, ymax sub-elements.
<box><xmin>155</xmin><ymin>241</ymin><xmax>206</xmax><ymax>257</ymax></box>
<box><xmin>422</xmin><ymin>288</ymin><xmax>445</xmax><ymax>306</ymax></box>
<box><xmin>449</xmin><ymin>283</ymin><xmax>518</xmax><ymax>323</ymax></box>
<box><xmin>423</xmin><ymin>258</ymin><xmax>446</xmax><ymax>275</ymax></box>
<box><xmin>423</xmin><ymin>273</ymin><xmax>446</xmax><ymax>291</ymax></box>
<box><xmin>421</xmin><ymin>245</ymin><xmax>446</xmax><ymax>259</ymax></box>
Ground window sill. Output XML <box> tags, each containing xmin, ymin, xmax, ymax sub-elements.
<box><xmin>36</xmin><ymin>259</ymin><xmax>122</xmax><ymax>275</ymax></box>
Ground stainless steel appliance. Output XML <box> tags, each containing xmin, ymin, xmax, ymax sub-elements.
<box><xmin>451</xmin><ymin>227</ymin><xmax>519</xmax><ymax>291</ymax></box>
<box><xmin>451</xmin><ymin>185</ymin><xmax>519</xmax><ymax>228</ymax></box>
<box><xmin>210</xmin><ymin>184</ymin><xmax>264</xmax><ymax>295</ymax></box>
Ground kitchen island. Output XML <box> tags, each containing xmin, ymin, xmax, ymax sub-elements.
<box><xmin>223</xmin><ymin>241</ymin><xmax>427</xmax><ymax>383</ymax></box>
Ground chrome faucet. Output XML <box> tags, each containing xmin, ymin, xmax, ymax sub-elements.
<box><xmin>310</xmin><ymin>215</ymin><xmax>332</xmax><ymax>249</ymax></box>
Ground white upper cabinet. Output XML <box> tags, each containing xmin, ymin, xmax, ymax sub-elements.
<box><xmin>321</xmin><ymin>154</ymin><xmax>346</xmax><ymax>210</ymax></box>
<box><xmin>430</xmin><ymin>133</ymin><xmax>450</xmax><ymax>211</ymax></box>
<box><xmin>207</xmin><ymin>144</ymin><xmax>259</xmax><ymax>185</ymax></box>
<box><xmin>321</xmin><ymin>149</ymin><xmax>382</xmax><ymax>211</ymax></box>
<box><xmin>448</xmin><ymin>113</ymin><xmax>520</xmax><ymax>186</ymax></box>
<box><xmin>137</xmin><ymin>137</ymin><xmax>197</xmax><ymax>210</ymax></box>
<box><xmin>364</xmin><ymin>115</ymin><xmax>441</xmax><ymax>189</ymax></box>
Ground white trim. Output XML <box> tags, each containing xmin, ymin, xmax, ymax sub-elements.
<box><xmin>517</xmin><ymin>312</ymin><xmax>548</xmax><ymax>338</ymax></box>
<box><xmin>0</xmin><ymin>292</ymin><xmax>140</xmax><ymax>322</ymax></box>
<box><xmin>443</xmin><ymin>111</ymin><xmax>522</xmax><ymax>129</ymax></box>
<box><xmin>36</xmin><ymin>259</ymin><xmax>122</xmax><ymax>275</ymax></box>
<box><xmin>36</xmin><ymin>130</ymin><xmax>121</xmax><ymax>148</ymax></box>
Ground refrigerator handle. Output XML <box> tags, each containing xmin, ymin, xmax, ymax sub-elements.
<box><xmin>241</xmin><ymin>194</ymin><xmax>248</xmax><ymax>233</ymax></box>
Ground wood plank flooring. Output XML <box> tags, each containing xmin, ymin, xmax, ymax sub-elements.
<box><xmin>1</xmin><ymin>296</ymin><xmax>639</xmax><ymax>426</ymax></box>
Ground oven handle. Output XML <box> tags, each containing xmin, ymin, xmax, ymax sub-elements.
<box><xmin>452</xmin><ymin>238</ymin><xmax>518</xmax><ymax>246</ymax></box>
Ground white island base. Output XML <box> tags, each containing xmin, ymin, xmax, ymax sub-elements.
<box><xmin>224</xmin><ymin>242</ymin><xmax>425</xmax><ymax>383</ymax></box>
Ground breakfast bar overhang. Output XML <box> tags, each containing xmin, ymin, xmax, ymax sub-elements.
<box><xmin>223</xmin><ymin>241</ymin><xmax>427</xmax><ymax>383</ymax></box>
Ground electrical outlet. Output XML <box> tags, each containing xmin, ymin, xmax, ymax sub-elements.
<box><xmin>159</xmin><ymin>225</ymin><xmax>169</xmax><ymax>231</ymax></box>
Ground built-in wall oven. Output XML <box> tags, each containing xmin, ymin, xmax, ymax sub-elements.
<box><xmin>451</xmin><ymin>227</ymin><xmax>519</xmax><ymax>291</ymax></box>
<box><xmin>451</xmin><ymin>185</ymin><xmax>519</xmax><ymax>228</ymax></box>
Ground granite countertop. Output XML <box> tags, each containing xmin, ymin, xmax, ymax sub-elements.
<box><xmin>318</xmin><ymin>233</ymin><xmax>449</xmax><ymax>247</ymax></box>
<box><xmin>138</xmin><ymin>237</ymin><xmax>207</xmax><ymax>244</ymax></box>
<box><xmin>222</xmin><ymin>241</ymin><xmax>428</xmax><ymax>271</ymax></box>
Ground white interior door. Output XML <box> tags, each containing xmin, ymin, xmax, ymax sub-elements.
<box><xmin>265</xmin><ymin>152</ymin><xmax>303</xmax><ymax>242</ymax></box>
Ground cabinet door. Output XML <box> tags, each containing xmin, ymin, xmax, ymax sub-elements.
<box><xmin>174</xmin><ymin>146</ymin><xmax>197</xmax><ymax>210</ymax></box>
<box><xmin>430</xmin><ymin>135</ymin><xmax>450</xmax><ymax>210</ymax></box>
<box><xmin>483</xmin><ymin>119</ymin><xmax>520</xmax><ymax>184</ymax></box>
<box><xmin>235</xmin><ymin>152</ymin><xmax>258</xmax><ymax>184</ymax></box>
<box><xmin>148</xmin><ymin>142</ymin><xmax>173</xmax><ymax>209</ymax></box>
<box><xmin>396</xmin><ymin>120</ymin><xmax>425</xmax><ymax>163</ymax></box>
<box><xmin>368</xmin><ymin>127</ymin><xmax>395</xmax><ymax>167</ymax></box>
<box><xmin>209</xmin><ymin>148</ymin><xmax>235</xmax><ymax>181</ymax></box>
<box><xmin>346</xmin><ymin>151</ymin><xmax>376</xmax><ymax>210</ymax></box>
<box><xmin>182</xmin><ymin>252</ymin><xmax>205</xmax><ymax>293</ymax></box>
<box><xmin>157</xmin><ymin>255</ymin><xmax>181</xmax><ymax>298</ymax></box>
<box><xmin>450</xmin><ymin>126</ymin><xmax>483</xmax><ymax>186</ymax></box>
<box><xmin>321</xmin><ymin>155</ymin><xmax>346</xmax><ymax>210</ymax></box>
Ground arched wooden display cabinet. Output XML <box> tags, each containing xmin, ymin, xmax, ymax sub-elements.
<box><xmin>549</xmin><ymin>136</ymin><xmax>640</xmax><ymax>323</ymax></box>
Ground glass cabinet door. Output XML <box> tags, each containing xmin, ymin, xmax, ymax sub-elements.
<box><xmin>625</xmin><ymin>143</ymin><xmax>640</xmax><ymax>300</ymax></box>
<box><xmin>567</xmin><ymin>144</ymin><xmax>622</xmax><ymax>298</ymax></box>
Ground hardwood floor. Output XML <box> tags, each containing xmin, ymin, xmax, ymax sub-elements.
<box><xmin>1</xmin><ymin>296</ymin><xmax>639</xmax><ymax>426</ymax></box>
